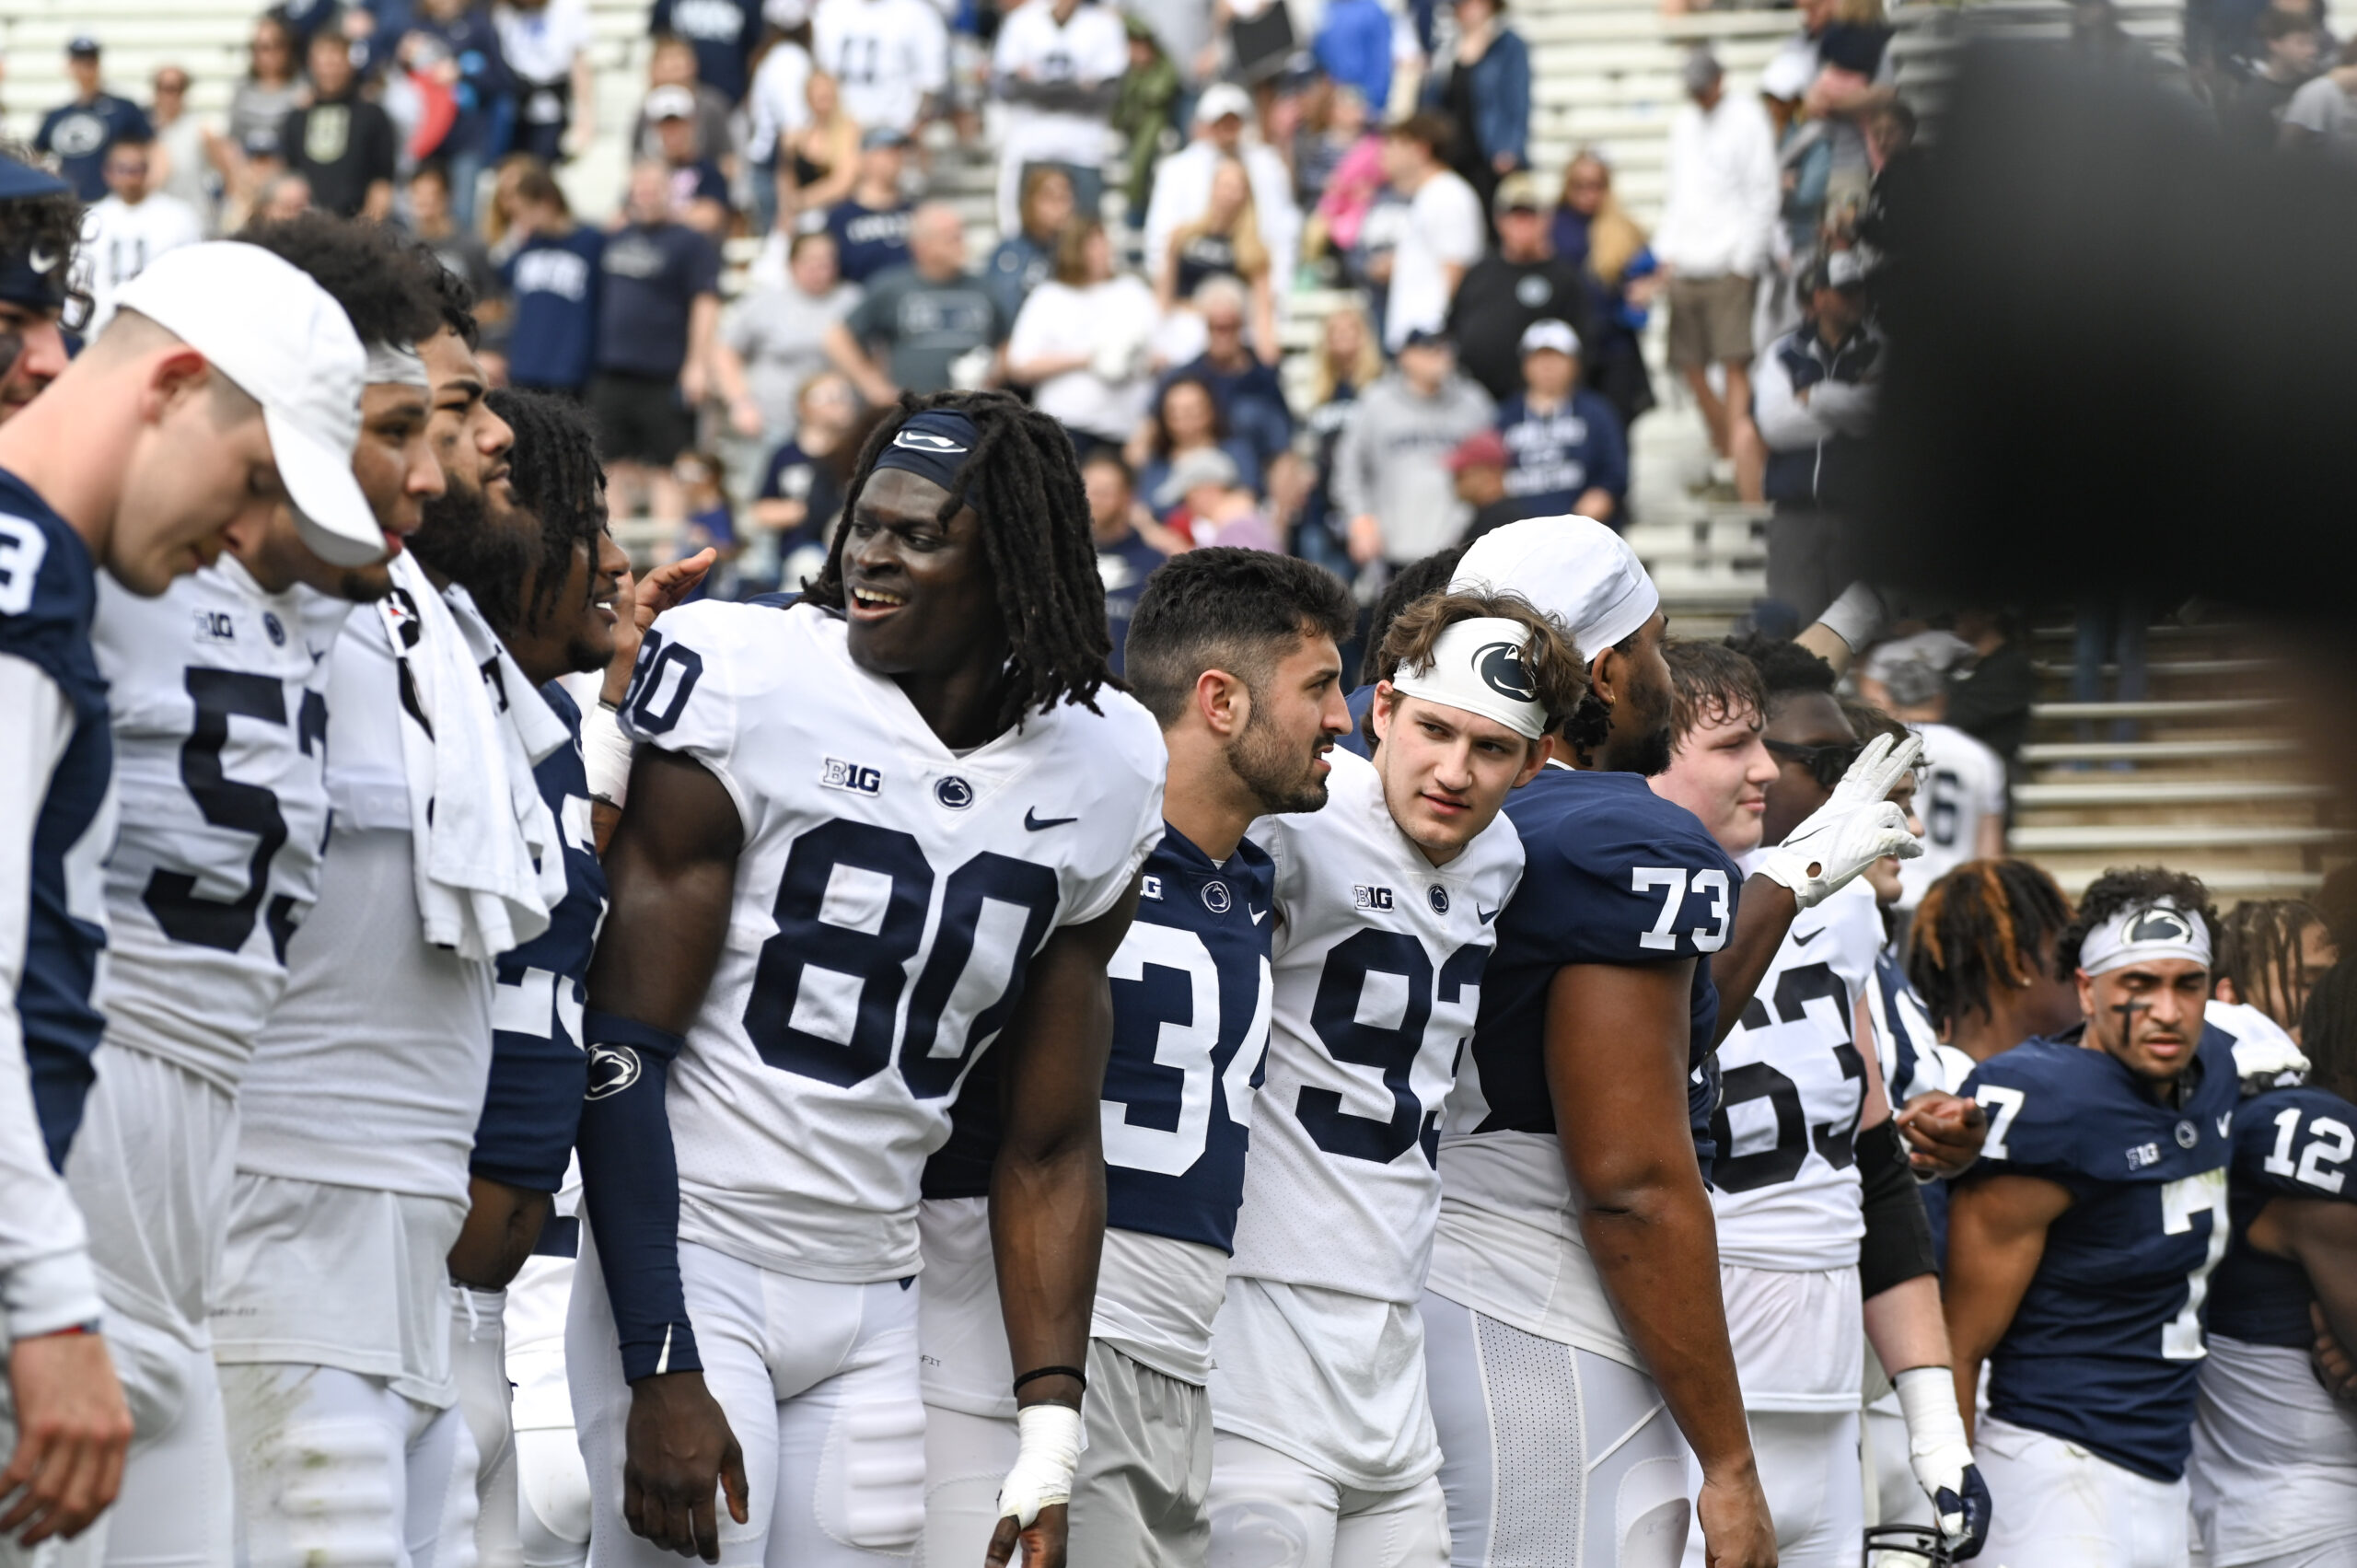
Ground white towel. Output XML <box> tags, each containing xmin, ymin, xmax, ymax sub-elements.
<box><xmin>377</xmin><ymin>551</ymin><xmax>571</xmax><ymax>963</ymax></box>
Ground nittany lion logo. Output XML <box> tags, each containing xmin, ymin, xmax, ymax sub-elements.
<box><xmin>1474</xmin><ymin>641</ymin><xmax>1537</xmax><ymax>703</ymax></box>
<box><xmin>2126</xmin><ymin>907</ymin><xmax>2195</xmax><ymax>946</ymax></box>
<box><xmin>586</xmin><ymin>1045</ymin><xmax>641</xmax><ymax>1100</ymax></box>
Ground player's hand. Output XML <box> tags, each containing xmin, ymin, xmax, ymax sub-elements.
<box><xmin>2314</xmin><ymin>1304</ymin><xmax>2357</xmax><ymax>1403</ymax></box>
<box><xmin>601</xmin><ymin>549</ymin><xmax>718</xmax><ymax>706</ymax></box>
<box><xmin>1695</xmin><ymin>1464</ymin><xmax>1778</xmax><ymax>1568</ymax></box>
<box><xmin>1755</xmin><ymin>732</ymin><xmax>1925</xmax><ymax>909</ymax></box>
<box><xmin>1897</xmin><ymin>1092</ymin><xmax>1986</xmax><ymax>1179</ymax></box>
<box><xmin>1893</xmin><ymin>1366</ymin><xmax>1990</xmax><ymax>1558</ymax></box>
<box><xmin>0</xmin><ymin>1330</ymin><xmax>134</xmax><ymax>1545</ymax></box>
<box><xmin>622</xmin><ymin>1371</ymin><xmax>748</xmax><ymax>1562</ymax></box>
<box><xmin>1346</xmin><ymin>513</ymin><xmax>1384</xmax><ymax>565</ymax></box>
<box><xmin>984</xmin><ymin>1500</ymin><xmax>1065</xmax><ymax>1567</ymax></box>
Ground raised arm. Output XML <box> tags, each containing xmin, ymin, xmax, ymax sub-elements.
<box><xmin>1942</xmin><ymin>1173</ymin><xmax>2073</xmax><ymax>1441</ymax></box>
<box><xmin>1549</xmin><ymin>958</ymin><xmax>1776</xmax><ymax>1568</ymax></box>
<box><xmin>578</xmin><ymin>748</ymin><xmax>749</xmax><ymax>1562</ymax></box>
<box><xmin>983</xmin><ymin>877</ymin><xmax>1143</xmax><ymax>1568</ymax></box>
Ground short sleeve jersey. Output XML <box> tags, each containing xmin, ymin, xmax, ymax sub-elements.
<box><xmin>1958</xmin><ymin>1027</ymin><xmax>2239</xmax><ymax>1481</ymax></box>
<box><xmin>0</xmin><ymin>470</ymin><xmax>115</xmax><ymax>1167</ymax></box>
<box><xmin>617</xmin><ymin>598</ymin><xmax>1165</xmax><ymax>1282</ymax></box>
<box><xmin>1224</xmin><ymin>746</ymin><xmax>1525</xmax><ymax>1307</ymax></box>
<box><xmin>811</xmin><ymin>0</ymin><xmax>949</xmax><ymax>133</ymax></box>
<box><xmin>844</xmin><ymin>267</ymin><xmax>1008</xmax><ymax>395</ymax></box>
<box><xmin>821</xmin><ymin>197</ymin><xmax>915</xmax><ymax>285</ymax></box>
<box><xmin>595</xmin><ymin>222</ymin><xmax>722</xmax><ymax>378</ymax></box>
<box><xmin>504</xmin><ymin>227</ymin><xmax>604</xmax><ymax>391</ymax></box>
<box><xmin>2207</xmin><ymin>1083</ymin><xmax>2357</xmax><ymax>1349</ymax></box>
<box><xmin>90</xmin><ymin>562</ymin><xmax>342</xmax><ymax>1096</ymax></box>
<box><xmin>1706</xmin><ymin>873</ymin><xmax>1883</xmax><ymax>1271</ymax></box>
<box><xmin>471</xmin><ymin>684</ymin><xmax>607</xmax><ymax>1194</ymax></box>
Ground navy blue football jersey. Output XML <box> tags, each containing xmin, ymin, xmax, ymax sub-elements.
<box><xmin>0</xmin><ymin>469</ymin><xmax>114</xmax><ymax>1168</ymax></box>
<box><xmin>1099</xmin><ymin>830</ymin><xmax>1275</xmax><ymax>1252</ymax></box>
<box><xmin>1958</xmin><ymin>1025</ymin><xmax>2239</xmax><ymax>1481</ymax></box>
<box><xmin>1457</xmin><ymin>766</ymin><xmax>1738</xmax><ymax>1173</ymax></box>
<box><xmin>470</xmin><ymin>683</ymin><xmax>607</xmax><ymax>1192</ymax></box>
<box><xmin>2207</xmin><ymin>1083</ymin><xmax>2356</xmax><ymax>1350</ymax></box>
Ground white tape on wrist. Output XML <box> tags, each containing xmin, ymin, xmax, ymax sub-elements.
<box><xmin>582</xmin><ymin>700</ymin><xmax>636</xmax><ymax>808</ymax></box>
<box><xmin>1816</xmin><ymin>580</ymin><xmax>1888</xmax><ymax>652</ymax></box>
<box><xmin>995</xmin><ymin>1403</ymin><xmax>1083</xmax><ymax>1527</ymax></box>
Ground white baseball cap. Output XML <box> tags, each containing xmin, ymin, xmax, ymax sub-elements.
<box><xmin>1518</xmin><ymin>318</ymin><xmax>1581</xmax><ymax>358</ymax></box>
<box><xmin>1452</xmin><ymin>515</ymin><xmax>1659</xmax><ymax>662</ymax></box>
<box><xmin>114</xmin><ymin>242</ymin><xmax>377</xmax><ymax>567</ymax></box>
<box><xmin>1195</xmin><ymin>83</ymin><xmax>1253</xmax><ymax>123</ymax></box>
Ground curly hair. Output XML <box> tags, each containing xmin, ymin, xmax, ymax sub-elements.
<box><xmin>2061</xmin><ymin>865</ymin><xmax>2220</xmax><ymax>975</ymax></box>
<box><xmin>807</xmin><ymin>389</ymin><xmax>1112</xmax><ymax>732</ymax></box>
<box><xmin>1723</xmin><ymin>632</ymin><xmax>1840</xmax><ymax>713</ymax></box>
<box><xmin>1666</xmin><ymin>639</ymin><xmax>1768</xmax><ymax>746</ymax></box>
<box><xmin>1366</xmin><ymin>589</ymin><xmax>1585</xmax><ymax>751</ymax></box>
<box><xmin>236</xmin><ymin>211</ymin><xmax>445</xmax><ymax>350</ymax></box>
<box><xmin>1907</xmin><ymin>858</ymin><xmax>2075</xmax><ymax>1032</ymax></box>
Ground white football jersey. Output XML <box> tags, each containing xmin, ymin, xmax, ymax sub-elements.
<box><xmin>990</xmin><ymin>0</ymin><xmax>1127</xmax><ymax>168</ymax></box>
<box><xmin>811</xmin><ymin>0</ymin><xmax>948</xmax><ymax>134</ymax></box>
<box><xmin>1898</xmin><ymin>721</ymin><xmax>2007</xmax><ymax>910</ymax></box>
<box><xmin>1707</xmin><ymin>867</ymin><xmax>1885</xmax><ymax>1272</ymax></box>
<box><xmin>619</xmin><ymin>599</ymin><xmax>1164</xmax><ymax>1283</ymax></box>
<box><xmin>1225</xmin><ymin>746</ymin><xmax>1525</xmax><ymax>1306</ymax></box>
<box><xmin>90</xmin><ymin>561</ymin><xmax>344</xmax><ymax>1093</ymax></box>
<box><xmin>76</xmin><ymin>193</ymin><xmax>203</xmax><ymax>337</ymax></box>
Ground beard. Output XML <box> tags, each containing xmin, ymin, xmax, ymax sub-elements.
<box><xmin>1228</xmin><ymin>703</ymin><xmax>1332</xmax><ymax>817</ymax></box>
<box><xmin>408</xmin><ymin>480</ymin><xmax>534</xmax><ymax>636</ymax></box>
<box><xmin>1624</xmin><ymin>721</ymin><xmax>1676</xmax><ymax>778</ymax></box>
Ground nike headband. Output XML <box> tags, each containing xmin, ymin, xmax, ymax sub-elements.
<box><xmin>2079</xmin><ymin>900</ymin><xmax>2212</xmax><ymax>977</ymax></box>
<box><xmin>1390</xmin><ymin>616</ymin><xmax>1550</xmax><ymax>740</ymax></box>
<box><xmin>0</xmin><ymin>238</ymin><xmax>70</xmax><ymax>313</ymax></box>
<box><xmin>870</xmin><ymin>408</ymin><xmax>982</xmax><ymax>494</ymax></box>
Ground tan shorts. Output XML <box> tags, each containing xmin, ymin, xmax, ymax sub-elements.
<box><xmin>1667</xmin><ymin>273</ymin><xmax>1759</xmax><ymax>368</ymax></box>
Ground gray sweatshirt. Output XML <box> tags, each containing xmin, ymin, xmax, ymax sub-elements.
<box><xmin>1330</xmin><ymin>372</ymin><xmax>1498</xmax><ymax>563</ymax></box>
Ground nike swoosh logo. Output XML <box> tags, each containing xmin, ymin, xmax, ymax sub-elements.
<box><xmin>1793</xmin><ymin>926</ymin><xmax>1822</xmax><ymax>946</ymax></box>
<box><xmin>1478</xmin><ymin>907</ymin><xmax>1499</xmax><ymax>924</ymax></box>
<box><xmin>1249</xmin><ymin>906</ymin><xmax>1268</xmax><ymax>925</ymax></box>
<box><xmin>1025</xmin><ymin>808</ymin><xmax>1078</xmax><ymax>830</ymax></box>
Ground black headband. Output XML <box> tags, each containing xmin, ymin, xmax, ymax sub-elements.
<box><xmin>870</xmin><ymin>409</ymin><xmax>982</xmax><ymax>494</ymax></box>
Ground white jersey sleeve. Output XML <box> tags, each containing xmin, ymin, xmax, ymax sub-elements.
<box><xmin>620</xmin><ymin>600</ymin><xmax>1163</xmax><ymax>1283</ymax></box>
<box><xmin>1898</xmin><ymin>721</ymin><xmax>2009</xmax><ymax>908</ymax></box>
<box><xmin>90</xmin><ymin>563</ymin><xmax>341</xmax><ymax>1093</ymax></box>
<box><xmin>1706</xmin><ymin>871</ymin><xmax>1885</xmax><ymax>1272</ymax></box>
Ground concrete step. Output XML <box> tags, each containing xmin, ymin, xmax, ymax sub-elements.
<box><xmin>2045</xmin><ymin>866</ymin><xmax>2329</xmax><ymax>900</ymax></box>
<box><xmin>2030</xmin><ymin>658</ymin><xmax>2276</xmax><ymax>680</ymax></box>
<box><xmin>2008</xmin><ymin>822</ymin><xmax>2350</xmax><ymax>854</ymax></box>
<box><xmin>2013</xmin><ymin>779</ymin><xmax>2334</xmax><ymax>808</ymax></box>
<box><xmin>2015</xmin><ymin>738</ymin><xmax>2304</xmax><ymax>764</ymax></box>
<box><xmin>2028</xmin><ymin>698</ymin><xmax>2292</xmax><ymax>723</ymax></box>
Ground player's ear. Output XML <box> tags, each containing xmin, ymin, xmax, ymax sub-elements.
<box><xmin>2212</xmin><ymin>975</ymin><xmax>2241</xmax><ymax>1005</ymax></box>
<box><xmin>1195</xmin><ymin>667</ymin><xmax>1247</xmax><ymax>737</ymax></box>
<box><xmin>1512</xmin><ymin>733</ymin><xmax>1555</xmax><ymax>787</ymax></box>
<box><xmin>1369</xmin><ymin>681</ymin><xmax>1398</xmax><ymax>746</ymax></box>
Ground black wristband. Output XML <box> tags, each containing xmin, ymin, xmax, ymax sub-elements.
<box><xmin>1012</xmin><ymin>1365</ymin><xmax>1087</xmax><ymax>1395</ymax></box>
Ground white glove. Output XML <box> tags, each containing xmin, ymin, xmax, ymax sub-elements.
<box><xmin>2228</xmin><ymin>1016</ymin><xmax>2311</xmax><ymax>1094</ymax></box>
<box><xmin>1894</xmin><ymin>1366</ymin><xmax>1991</xmax><ymax>1556</ymax></box>
<box><xmin>995</xmin><ymin>1403</ymin><xmax>1083</xmax><ymax>1528</ymax></box>
<box><xmin>1755</xmin><ymin>731</ymin><xmax>1925</xmax><ymax>910</ymax></box>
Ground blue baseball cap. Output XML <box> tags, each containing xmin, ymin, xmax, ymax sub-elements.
<box><xmin>0</xmin><ymin>156</ymin><xmax>70</xmax><ymax>203</ymax></box>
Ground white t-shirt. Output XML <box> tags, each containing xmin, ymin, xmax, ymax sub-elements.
<box><xmin>1140</xmin><ymin>139</ymin><xmax>1301</xmax><ymax>307</ymax></box>
<box><xmin>620</xmin><ymin>599</ymin><xmax>1165</xmax><ymax>1284</ymax></box>
<box><xmin>90</xmin><ymin>563</ymin><xmax>344</xmax><ymax>1094</ymax></box>
<box><xmin>992</xmin><ymin>0</ymin><xmax>1128</xmax><ymax>168</ymax></box>
<box><xmin>1005</xmin><ymin>274</ymin><xmax>1158</xmax><ymax>440</ymax></box>
<box><xmin>1898</xmin><ymin>720</ymin><xmax>2007</xmax><ymax>912</ymax></box>
<box><xmin>1211</xmin><ymin>746</ymin><xmax>1524</xmax><ymax>1488</ymax></box>
<box><xmin>495</xmin><ymin>0</ymin><xmax>592</xmax><ymax>86</ymax></box>
<box><xmin>1383</xmin><ymin>168</ymin><xmax>1482</xmax><ymax>352</ymax></box>
<box><xmin>745</xmin><ymin>40</ymin><xmax>814</xmax><ymax>163</ymax></box>
<box><xmin>77</xmin><ymin>193</ymin><xmax>203</xmax><ymax>336</ymax></box>
<box><xmin>812</xmin><ymin>0</ymin><xmax>950</xmax><ymax>133</ymax></box>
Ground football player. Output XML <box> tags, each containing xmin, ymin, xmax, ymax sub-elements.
<box><xmin>0</xmin><ymin>149</ymin><xmax>79</xmax><ymax>425</ymax></box>
<box><xmin>0</xmin><ymin>238</ymin><xmax>378</xmax><ymax>1558</ymax></box>
<box><xmin>1654</xmin><ymin>650</ymin><xmax>1987</xmax><ymax>1566</ymax></box>
<box><xmin>2212</xmin><ymin>898</ymin><xmax>2337</xmax><ymax>1042</ymax></box>
<box><xmin>1946</xmin><ymin>868</ymin><xmax>2237</xmax><ymax>1566</ymax></box>
<box><xmin>212</xmin><ymin>269</ymin><xmax>572</xmax><ymax>1568</ymax></box>
<box><xmin>62</xmin><ymin>214</ymin><xmax>444</xmax><ymax>1568</ymax></box>
<box><xmin>911</xmin><ymin>549</ymin><xmax>1356</xmax><ymax>1565</ymax></box>
<box><xmin>2189</xmin><ymin>958</ymin><xmax>2357</xmax><ymax>1568</ymax></box>
<box><xmin>571</xmin><ymin>392</ymin><xmax>1165</xmax><ymax>1568</ymax></box>
<box><xmin>1424</xmin><ymin>519</ymin><xmax>1917</xmax><ymax>1568</ymax></box>
<box><xmin>1204</xmin><ymin>589</ymin><xmax>1584</xmax><ymax>1568</ymax></box>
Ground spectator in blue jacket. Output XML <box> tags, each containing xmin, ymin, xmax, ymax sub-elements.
<box><xmin>1315</xmin><ymin>0</ymin><xmax>1395</xmax><ymax>118</ymax></box>
<box><xmin>1494</xmin><ymin>319</ymin><xmax>1628</xmax><ymax>527</ymax></box>
<box><xmin>37</xmin><ymin>38</ymin><xmax>154</xmax><ymax>201</ymax></box>
<box><xmin>1422</xmin><ymin>0</ymin><xmax>1529</xmax><ymax>221</ymax></box>
<box><xmin>1753</xmin><ymin>250</ymin><xmax>1883</xmax><ymax>621</ymax></box>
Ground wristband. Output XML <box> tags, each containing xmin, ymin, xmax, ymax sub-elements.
<box><xmin>1816</xmin><ymin>579</ymin><xmax>1889</xmax><ymax>652</ymax></box>
<box><xmin>1012</xmin><ymin>1365</ymin><xmax>1087</xmax><ymax>1395</ymax></box>
<box><xmin>995</xmin><ymin>1403</ymin><xmax>1083</xmax><ymax>1527</ymax></box>
<box><xmin>581</xmin><ymin>699</ymin><xmax>636</xmax><ymax>808</ymax></box>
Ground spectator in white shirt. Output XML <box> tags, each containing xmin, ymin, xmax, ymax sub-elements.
<box><xmin>811</xmin><ymin>0</ymin><xmax>950</xmax><ymax>134</ymax></box>
<box><xmin>1654</xmin><ymin>47</ymin><xmax>1778</xmax><ymax>474</ymax></box>
<box><xmin>1376</xmin><ymin>111</ymin><xmax>1483</xmax><ymax>352</ymax></box>
<box><xmin>1007</xmin><ymin>217</ymin><xmax>1160</xmax><ymax>448</ymax></box>
<box><xmin>1142</xmin><ymin>83</ymin><xmax>1302</xmax><ymax>313</ymax></box>
<box><xmin>991</xmin><ymin>0</ymin><xmax>1127</xmax><ymax>234</ymax></box>
<box><xmin>495</xmin><ymin>0</ymin><xmax>596</xmax><ymax>165</ymax></box>
<box><xmin>75</xmin><ymin>132</ymin><xmax>203</xmax><ymax>337</ymax></box>
<box><xmin>1867</xmin><ymin>652</ymin><xmax>2010</xmax><ymax>915</ymax></box>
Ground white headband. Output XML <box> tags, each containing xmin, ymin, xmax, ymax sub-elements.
<box><xmin>2079</xmin><ymin>901</ymin><xmax>2212</xmax><ymax>977</ymax></box>
<box><xmin>365</xmin><ymin>341</ymin><xmax>431</xmax><ymax>389</ymax></box>
<box><xmin>1390</xmin><ymin>617</ymin><xmax>1550</xmax><ymax>740</ymax></box>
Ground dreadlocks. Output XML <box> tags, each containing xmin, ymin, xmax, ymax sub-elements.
<box><xmin>1907</xmin><ymin>858</ymin><xmax>2075</xmax><ymax>1033</ymax></box>
<box><xmin>809</xmin><ymin>390</ymin><xmax>1110</xmax><ymax>732</ymax></box>
<box><xmin>2298</xmin><ymin>959</ymin><xmax>2357</xmax><ymax>1103</ymax></box>
<box><xmin>2214</xmin><ymin>898</ymin><xmax>2329</xmax><ymax>1033</ymax></box>
<box><xmin>487</xmin><ymin>388</ymin><xmax>609</xmax><ymax>635</ymax></box>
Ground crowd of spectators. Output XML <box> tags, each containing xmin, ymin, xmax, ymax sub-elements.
<box><xmin>23</xmin><ymin>0</ymin><xmax>2351</xmax><ymax>631</ymax></box>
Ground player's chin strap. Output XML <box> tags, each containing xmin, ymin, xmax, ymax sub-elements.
<box><xmin>1892</xmin><ymin>1366</ymin><xmax>1991</xmax><ymax>1558</ymax></box>
<box><xmin>995</xmin><ymin>1404</ymin><xmax>1083</xmax><ymax>1530</ymax></box>
<box><xmin>1754</xmin><ymin>732</ymin><xmax>1926</xmax><ymax>909</ymax></box>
